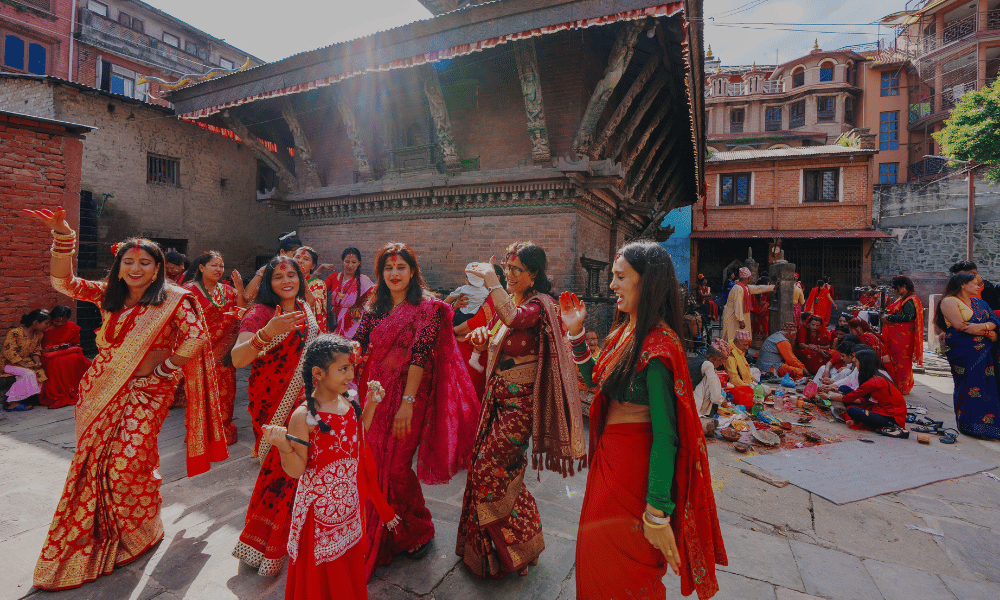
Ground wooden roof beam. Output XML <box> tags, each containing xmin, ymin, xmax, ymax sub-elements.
<box><xmin>589</xmin><ymin>56</ymin><xmax>658</xmax><ymax>158</ymax></box>
<box><xmin>221</xmin><ymin>109</ymin><xmax>298</xmax><ymax>195</ymax></box>
<box><xmin>279</xmin><ymin>97</ymin><xmax>324</xmax><ymax>188</ymax></box>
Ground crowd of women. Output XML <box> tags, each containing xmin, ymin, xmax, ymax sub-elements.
<box><xmin>20</xmin><ymin>205</ymin><xmax>729</xmax><ymax>600</ymax></box>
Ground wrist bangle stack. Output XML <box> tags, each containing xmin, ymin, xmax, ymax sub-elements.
<box><xmin>50</xmin><ymin>230</ymin><xmax>78</xmax><ymax>257</ymax></box>
<box><xmin>568</xmin><ymin>328</ymin><xmax>592</xmax><ymax>364</ymax></box>
<box><xmin>487</xmin><ymin>284</ymin><xmax>504</xmax><ymax>292</ymax></box>
<box><xmin>250</xmin><ymin>329</ymin><xmax>272</xmax><ymax>351</ymax></box>
<box><xmin>153</xmin><ymin>357</ymin><xmax>181</xmax><ymax>378</ymax></box>
<box><xmin>642</xmin><ymin>511</ymin><xmax>670</xmax><ymax>529</ymax></box>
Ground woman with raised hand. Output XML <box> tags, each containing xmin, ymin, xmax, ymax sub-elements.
<box><xmin>230</xmin><ymin>255</ymin><xmax>318</xmax><ymax>576</ymax></box>
<box><xmin>181</xmin><ymin>251</ymin><xmax>246</xmax><ymax>444</ymax></box>
<box><xmin>294</xmin><ymin>245</ymin><xmax>329</xmax><ymax>333</ymax></box>
<box><xmin>562</xmin><ymin>240</ymin><xmax>727</xmax><ymax>600</ymax></box>
<box><xmin>24</xmin><ymin>206</ymin><xmax>228</xmax><ymax>591</ymax></box>
<box><xmin>353</xmin><ymin>242</ymin><xmax>479</xmax><ymax>579</ymax></box>
<box><xmin>456</xmin><ymin>242</ymin><xmax>585</xmax><ymax>579</ymax></box>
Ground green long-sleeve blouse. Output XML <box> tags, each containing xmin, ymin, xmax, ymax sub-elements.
<box><xmin>578</xmin><ymin>357</ymin><xmax>679</xmax><ymax>515</ymax></box>
<box><xmin>884</xmin><ymin>296</ymin><xmax>917</xmax><ymax>323</ymax></box>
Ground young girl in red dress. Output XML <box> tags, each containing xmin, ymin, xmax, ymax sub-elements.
<box><xmin>264</xmin><ymin>334</ymin><xmax>399</xmax><ymax>600</ymax></box>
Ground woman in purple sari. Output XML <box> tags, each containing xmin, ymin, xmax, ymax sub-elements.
<box><xmin>935</xmin><ymin>272</ymin><xmax>1000</xmax><ymax>440</ymax></box>
<box><xmin>353</xmin><ymin>242</ymin><xmax>480</xmax><ymax>578</ymax></box>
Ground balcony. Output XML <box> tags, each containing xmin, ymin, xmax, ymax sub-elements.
<box><xmin>77</xmin><ymin>8</ymin><xmax>210</xmax><ymax>76</ymax></box>
<box><xmin>705</xmin><ymin>80</ymin><xmax>784</xmax><ymax>98</ymax></box>
<box><xmin>909</xmin><ymin>9</ymin><xmax>1000</xmax><ymax>58</ymax></box>
<box><xmin>908</xmin><ymin>157</ymin><xmax>951</xmax><ymax>181</ymax></box>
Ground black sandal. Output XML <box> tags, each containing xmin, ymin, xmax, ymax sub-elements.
<box><xmin>937</xmin><ymin>428</ymin><xmax>959</xmax><ymax>444</ymax></box>
<box><xmin>405</xmin><ymin>541</ymin><xmax>432</xmax><ymax>560</ymax></box>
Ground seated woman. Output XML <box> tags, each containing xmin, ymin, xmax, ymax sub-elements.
<box><xmin>820</xmin><ymin>350</ymin><xmax>908</xmax><ymax>438</ymax></box>
<box><xmin>848</xmin><ymin>318</ymin><xmax>893</xmax><ymax>380</ymax></box>
<box><xmin>812</xmin><ymin>335</ymin><xmax>861</xmax><ymax>386</ymax></box>
<box><xmin>757</xmin><ymin>321</ymin><xmax>808</xmax><ymax>379</ymax></box>
<box><xmin>2</xmin><ymin>309</ymin><xmax>50</xmax><ymax>411</ymax></box>
<box><xmin>39</xmin><ymin>305</ymin><xmax>92</xmax><ymax>409</ymax></box>
<box><xmin>694</xmin><ymin>340</ymin><xmax>730</xmax><ymax>419</ymax></box>
<box><xmin>795</xmin><ymin>315</ymin><xmax>831</xmax><ymax>374</ymax></box>
<box><xmin>725</xmin><ymin>330</ymin><xmax>755</xmax><ymax>406</ymax></box>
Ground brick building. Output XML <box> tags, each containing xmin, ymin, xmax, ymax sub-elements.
<box><xmin>692</xmin><ymin>142</ymin><xmax>885</xmax><ymax>302</ymax></box>
<box><xmin>0</xmin><ymin>0</ymin><xmax>73</xmax><ymax>79</ymax></box>
<box><xmin>167</xmin><ymin>0</ymin><xmax>707</xmax><ymax>294</ymax></box>
<box><xmin>0</xmin><ymin>109</ymin><xmax>92</xmax><ymax>332</ymax></box>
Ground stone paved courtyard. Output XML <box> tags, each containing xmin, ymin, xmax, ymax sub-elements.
<box><xmin>2</xmin><ymin>367</ymin><xmax>999</xmax><ymax>600</ymax></box>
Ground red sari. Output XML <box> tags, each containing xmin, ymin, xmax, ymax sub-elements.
<box><xmin>326</xmin><ymin>272</ymin><xmax>374</xmax><ymax>339</ymax></box>
<box><xmin>751</xmin><ymin>291</ymin><xmax>771</xmax><ymax>344</ymax></box>
<box><xmin>35</xmin><ymin>277</ymin><xmax>227</xmax><ymax>591</ymax></box>
<box><xmin>306</xmin><ymin>276</ymin><xmax>329</xmax><ymax>333</ymax></box>
<box><xmin>233</xmin><ymin>302</ymin><xmax>319</xmax><ymax>576</ymax></box>
<box><xmin>795</xmin><ymin>325</ymin><xmax>831</xmax><ymax>374</ymax></box>
<box><xmin>184</xmin><ymin>281</ymin><xmax>241</xmax><ymax>444</ymax></box>
<box><xmin>39</xmin><ymin>321</ymin><xmax>91</xmax><ymax>409</ymax></box>
<box><xmin>285</xmin><ymin>410</ymin><xmax>395</xmax><ymax>600</ymax></box>
<box><xmin>883</xmin><ymin>295</ymin><xmax>924</xmax><ymax>395</ymax></box>
<box><xmin>805</xmin><ymin>286</ymin><xmax>834</xmax><ymax>328</ymax></box>
<box><xmin>355</xmin><ymin>298</ymin><xmax>480</xmax><ymax>579</ymax></box>
<box><xmin>578</xmin><ymin>324</ymin><xmax>727</xmax><ymax>600</ymax></box>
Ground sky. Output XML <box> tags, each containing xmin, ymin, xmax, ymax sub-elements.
<box><xmin>144</xmin><ymin>0</ymin><xmax>916</xmax><ymax>67</ymax></box>
<box><xmin>702</xmin><ymin>0</ymin><xmax>913</xmax><ymax>67</ymax></box>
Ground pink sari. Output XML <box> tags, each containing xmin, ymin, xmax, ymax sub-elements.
<box><xmin>355</xmin><ymin>298</ymin><xmax>480</xmax><ymax>579</ymax></box>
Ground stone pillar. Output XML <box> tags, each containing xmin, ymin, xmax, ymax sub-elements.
<box><xmin>770</xmin><ymin>261</ymin><xmax>797</xmax><ymax>333</ymax></box>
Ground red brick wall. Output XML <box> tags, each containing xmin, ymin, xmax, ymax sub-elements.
<box><xmin>0</xmin><ymin>113</ymin><xmax>84</xmax><ymax>332</ymax></box>
<box><xmin>0</xmin><ymin>2</ymin><xmax>73</xmax><ymax>80</ymax></box>
<box><xmin>74</xmin><ymin>46</ymin><xmax>172</xmax><ymax>108</ymax></box>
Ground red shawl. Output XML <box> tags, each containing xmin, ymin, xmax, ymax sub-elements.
<box><xmin>887</xmin><ymin>294</ymin><xmax>925</xmax><ymax>366</ymax></box>
<box><xmin>737</xmin><ymin>282</ymin><xmax>751</xmax><ymax>312</ymax></box>
<box><xmin>42</xmin><ymin>321</ymin><xmax>81</xmax><ymax>348</ymax></box>
<box><xmin>590</xmin><ymin>324</ymin><xmax>727</xmax><ymax>599</ymax></box>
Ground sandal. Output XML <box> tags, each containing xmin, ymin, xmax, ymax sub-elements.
<box><xmin>906</xmin><ymin>405</ymin><xmax>928</xmax><ymax>415</ymax></box>
<box><xmin>10</xmin><ymin>404</ymin><xmax>33</xmax><ymax>412</ymax></box>
<box><xmin>405</xmin><ymin>541</ymin><xmax>432</xmax><ymax>560</ymax></box>
<box><xmin>937</xmin><ymin>428</ymin><xmax>959</xmax><ymax>444</ymax></box>
<box><xmin>911</xmin><ymin>425</ymin><xmax>936</xmax><ymax>433</ymax></box>
<box><xmin>876</xmin><ymin>425</ymin><xmax>910</xmax><ymax>439</ymax></box>
<box><xmin>913</xmin><ymin>417</ymin><xmax>943</xmax><ymax>431</ymax></box>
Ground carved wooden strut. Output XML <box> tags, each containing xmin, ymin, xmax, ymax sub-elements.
<box><xmin>423</xmin><ymin>67</ymin><xmax>462</xmax><ymax>175</ymax></box>
<box><xmin>513</xmin><ymin>38</ymin><xmax>551</xmax><ymax>165</ymax></box>
<box><xmin>221</xmin><ymin>110</ymin><xmax>298</xmax><ymax>195</ymax></box>
<box><xmin>334</xmin><ymin>88</ymin><xmax>374</xmax><ymax>182</ymax></box>
<box><xmin>279</xmin><ymin>97</ymin><xmax>324</xmax><ymax>188</ymax></box>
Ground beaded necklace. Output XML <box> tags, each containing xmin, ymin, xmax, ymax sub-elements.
<box><xmin>198</xmin><ymin>280</ymin><xmax>227</xmax><ymax>309</ymax></box>
<box><xmin>104</xmin><ymin>305</ymin><xmax>141</xmax><ymax>345</ymax></box>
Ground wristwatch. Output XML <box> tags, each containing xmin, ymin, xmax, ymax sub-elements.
<box><xmin>402</xmin><ymin>395</ymin><xmax>416</xmax><ymax>404</ymax></box>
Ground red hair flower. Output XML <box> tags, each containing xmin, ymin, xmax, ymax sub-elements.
<box><xmin>349</xmin><ymin>340</ymin><xmax>362</xmax><ymax>366</ymax></box>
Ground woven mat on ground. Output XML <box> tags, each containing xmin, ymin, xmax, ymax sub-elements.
<box><xmin>742</xmin><ymin>437</ymin><xmax>996</xmax><ymax>504</ymax></box>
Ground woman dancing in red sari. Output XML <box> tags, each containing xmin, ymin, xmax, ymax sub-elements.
<box><xmin>230</xmin><ymin>256</ymin><xmax>318</xmax><ymax>576</ymax></box>
<box><xmin>883</xmin><ymin>276</ymin><xmax>924</xmax><ymax>395</ymax></box>
<box><xmin>25</xmin><ymin>206</ymin><xmax>228</xmax><ymax>591</ymax></box>
<box><xmin>354</xmin><ymin>242</ymin><xmax>480</xmax><ymax>578</ymax></box>
<box><xmin>457</xmin><ymin>243</ymin><xmax>585</xmax><ymax>579</ymax></box>
<box><xmin>182</xmin><ymin>251</ymin><xmax>246</xmax><ymax>444</ymax></box>
<box><xmin>39</xmin><ymin>305</ymin><xmax>91</xmax><ymax>409</ymax></box>
<box><xmin>561</xmin><ymin>240</ymin><xmax>726</xmax><ymax>600</ymax></box>
<box><xmin>796</xmin><ymin>315</ymin><xmax>832</xmax><ymax>375</ymax></box>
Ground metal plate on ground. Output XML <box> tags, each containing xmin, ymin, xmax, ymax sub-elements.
<box><xmin>742</xmin><ymin>438</ymin><xmax>997</xmax><ymax>505</ymax></box>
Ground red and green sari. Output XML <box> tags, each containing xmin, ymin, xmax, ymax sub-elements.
<box><xmin>883</xmin><ymin>295</ymin><xmax>924</xmax><ymax>395</ymax></box>
<box><xmin>34</xmin><ymin>277</ymin><xmax>228</xmax><ymax>591</ymax></box>
<box><xmin>232</xmin><ymin>302</ymin><xmax>319</xmax><ymax>576</ymax></box>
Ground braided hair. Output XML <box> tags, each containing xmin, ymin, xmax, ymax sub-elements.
<box><xmin>301</xmin><ymin>333</ymin><xmax>357</xmax><ymax>433</ymax></box>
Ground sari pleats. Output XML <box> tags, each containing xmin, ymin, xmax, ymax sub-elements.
<box><xmin>944</xmin><ymin>298</ymin><xmax>1000</xmax><ymax>439</ymax></box>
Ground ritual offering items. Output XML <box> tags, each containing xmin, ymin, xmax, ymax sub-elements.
<box><xmin>804</xmin><ymin>431</ymin><xmax>823</xmax><ymax>443</ymax></box>
<box><xmin>734</xmin><ymin>442</ymin><xmax>750</xmax><ymax>453</ymax></box>
<box><xmin>753</xmin><ymin>429</ymin><xmax>781</xmax><ymax>447</ymax></box>
<box><xmin>721</xmin><ymin>429</ymin><xmax>741</xmax><ymax>442</ymax></box>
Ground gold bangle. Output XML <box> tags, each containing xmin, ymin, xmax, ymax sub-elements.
<box><xmin>642</xmin><ymin>512</ymin><xmax>670</xmax><ymax>529</ymax></box>
<box><xmin>51</xmin><ymin>229</ymin><xmax>76</xmax><ymax>240</ymax></box>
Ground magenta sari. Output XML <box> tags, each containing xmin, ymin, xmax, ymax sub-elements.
<box><xmin>355</xmin><ymin>298</ymin><xmax>480</xmax><ymax>579</ymax></box>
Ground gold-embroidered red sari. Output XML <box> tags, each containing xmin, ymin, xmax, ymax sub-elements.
<box><xmin>33</xmin><ymin>276</ymin><xmax>228</xmax><ymax>591</ymax></box>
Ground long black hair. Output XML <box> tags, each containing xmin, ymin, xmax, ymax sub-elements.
<box><xmin>255</xmin><ymin>255</ymin><xmax>308</xmax><ymax>309</ymax></box>
<box><xmin>855</xmin><ymin>350</ymin><xmax>889</xmax><ymax>387</ymax></box>
<box><xmin>181</xmin><ymin>250</ymin><xmax>224</xmax><ymax>285</ymax></box>
<box><xmin>301</xmin><ymin>334</ymin><xmax>357</xmax><ymax>433</ymax></box>
<box><xmin>600</xmin><ymin>240</ymin><xmax>684</xmax><ymax>400</ymax></box>
<box><xmin>50</xmin><ymin>305</ymin><xmax>72</xmax><ymax>320</ymax></box>
<box><xmin>103</xmin><ymin>238</ymin><xmax>168</xmax><ymax>312</ymax></box>
<box><xmin>20</xmin><ymin>309</ymin><xmax>49</xmax><ymax>327</ymax></box>
<box><xmin>505</xmin><ymin>241</ymin><xmax>552</xmax><ymax>295</ymax></box>
<box><xmin>368</xmin><ymin>242</ymin><xmax>431</xmax><ymax>317</ymax></box>
<box><xmin>934</xmin><ymin>272</ymin><xmax>977</xmax><ymax>331</ymax></box>
<box><xmin>296</xmin><ymin>246</ymin><xmax>319</xmax><ymax>277</ymax></box>
<box><xmin>342</xmin><ymin>247</ymin><xmax>366</xmax><ymax>310</ymax></box>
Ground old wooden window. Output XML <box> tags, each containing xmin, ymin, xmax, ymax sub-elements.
<box><xmin>162</xmin><ymin>32</ymin><xmax>180</xmax><ymax>48</ymax></box>
<box><xmin>185</xmin><ymin>42</ymin><xmax>198</xmax><ymax>56</ymax></box>
<box><xmin>148</xmin><ymin>155</ymin><xmax>180</xmax><ymax>185</ymax></box>
<box><xmin>117</xmin><ymin>11</ymin><xmax>131</xmax><ymax>28</ymax></box>
<box><xmin>730</xmin><ymin>108</ymin><xmax>745</xmax><ymax>133</ymax></box>
<box><xmin>765</xmin><ymin>107</ymin><xmax>781</xmax><ymax>131</ymax></box>
<box><xmin>845</xmin><ymin>97</ymin><xmax>855</xmax><ymax>126</ymax></box>
<box><xmin>720</xmin><ymin>173</ymin><xmax>751</xmax><ymax>205</ymax></box>
<box><xmin>803</xmin><ymin>169</ymin><xmax>838</xmax><ymax>203</ymax></box>
<box><xmin>220</xmin><ymin>57</ymin><xmax>234</xmax><ymax>70</ymax></box>
<box><xmin>131</xmin><ymin>18</ymin><xmax>144</xmax><ymax>33</ymax></box>
<box><xmin>2</xmin><ymin>35</ymin><xmax>46</xmax><ymax>75</ymax></box>
<box><xmin>817</xmin><ymin>96</ymin><xmax>835</xmax><ymax>122</ymax></box>
<box><xmin>792</xmin><ymin>68</ymin><xmax>805</xmax><ymax>88</ymax></box>
<box><xmin>89</xmin><ymin>1</ymin><xmax>108</xmax><ymax>16</ymax></box>
<box><xmin>789</xmin><ymin>100</ymin><xmax>805</xmax><ymax>128</ymax></box>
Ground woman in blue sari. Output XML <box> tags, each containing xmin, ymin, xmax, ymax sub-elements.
<box><xmin>935</xmin><ymin>273</ymin><xmax>1000</xmax><ymax>439</ymax></box>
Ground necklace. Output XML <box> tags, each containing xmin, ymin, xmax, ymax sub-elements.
<box><xmin>198</xmin><ymin>281</ymin><xmax>227</xmax><ymax>309</ymax></box>
<box><xmin>104</xmin><ymin>305</ymin><xmax>141</xmax><ymax>345</ymax></box>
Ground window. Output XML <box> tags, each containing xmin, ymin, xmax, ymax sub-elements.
<box><xmin>730</xmin><ymin>108</ymin><xmax>745</xmax><ymax>133</ymax></box>
<box><xmin>3</xmin><ymin>35</ymin><xmax>24</xmax><ymax>70</ymax></box>
<box><xmin>131</xmin><ymin>18</ymin><xmax>144</xmax><ymax>33</ymax></box>
<box><xmin>765</xmin><ymin>107</ymin><xmax>781</xmax><ymax>131</ymax></box>
<box><xmin>117</xmin><ymin>12</ymin><xmax>131</xmax><ymax>28</ymax></box>
<box><xmin>789</xmin><ymin>100</ymin><xmax>805</xmax><ymax>128</ymax></box>
<box><xmin>845</xmin><ymin>97</ymin><xmax>855</xmax><ymax>125</ymax></box>
<box><xmin>819</xmin><ymin>64</ymin><xmax>834</xmax><ymax>82</ymax></box>
<box><xmin>817</xmin><ymin>97</ymin><xmax>835</xmax><ymax>122</ymax></box>
<box><xmin>878</xmin><ymin>163</ymin><xmax>899</xmax><ymax>184</ymax></box>
<box><xmin>27</xmin><ymin>42</ymin><xmax>45</xmax><ymax>74</ymax></box>
<box><xmin>18</xmin><ymin>0</ymin><xmax>51</xmax><ymax>10</ymax></box>
<box><xmin>3</xmin><ymin>35</ymin><xmax>46</xmax><ymax>74</ymax></box>
<box><xmin>219</xmin><ymin>57</ymin><xmax>234</xmax><ymax>70</ymax></box>
<box><xmin>148</xmin><ymin>155</ymin><xmax>180</xmax><ymax>185</ymax></box>
<box><xmin>185</xmin><ymin>42</ymin><xmax>198</xmax><ymax>56</ymax></box>
<box><xmin>881</xmin><ymin>71</ymin><xmax>900</xmax><ymax>96</ymax></box>
<box><xmin>111</xmin><ymin>69</ymin><xmax>134</xmax><ymax>97</ymax></box>
<box><xmin>89</xmin><ymin>1</ymin><xmax>108</xmax><ymax>17</ymax></box>
<box><xmin>720</xmin><ymin>173</ymin><xmax>751</xmax><ymax>205</ymax></box>
<box><xmin>792</xmin><ymin>68</ymin><xmax>805</xmax><ymax>88</ymax></box>
<box><xmin>162</xmin><ymin>32</ymin><xmax>180</xmax><ymax>48</ymax></box>
<box><xmin>97</xmin><ymin>61</ymin><xmax>147</xmax><ymax>100</ymax></box>
<box><xmin>804</xmin><ymin>168</ymin><xmax>839</xmax><ymax>202</ymax></box>
<box><xmin>880</xmin><ymin>111</ymin><xmax>899</xmax><ymax>150</ymax></box>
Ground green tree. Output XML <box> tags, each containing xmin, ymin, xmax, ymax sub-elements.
<box><xmin>934</xmin><ymin>78</ymin><xmax>1000</xmax><ymax>182</ymax></box>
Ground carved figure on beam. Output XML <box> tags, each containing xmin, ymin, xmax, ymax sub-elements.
<box><xmin>423</xmin><ymin>68</ymin><xmax>462</xmax><ymax>175</ymax></box>
<box><xmin>513</xmin><ymin>38</ymin><xmax>551</xmax><ymax>165</ymax></box>
<box><xmin>221</xmin><ymin>109</ymin><xmax>298</xmax><ymax>195</ymax></box>
<box><xmin>334</xmin><ymin>88</ymin><xmax>374</xmax><ymax>182</ymax></box>
<box><xmin>279</xmin><ymin>97</ymin><xmax>324</xmax><ymax>188</ymax></box>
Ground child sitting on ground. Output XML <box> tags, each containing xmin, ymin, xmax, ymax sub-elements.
<box><xmin>263</xmin><ymin>334</ymin><xmax>400</xmax><ymax>600</ymax></box>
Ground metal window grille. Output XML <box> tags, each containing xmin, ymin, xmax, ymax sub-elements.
<box><xmin>789</xmin><ymin>101</ymin><xmax>805</xmax><ymax>128</ymax></box>
<box><xmin>148</xmin><ymin>155</ymin><xmax>179</xmax><ymax>185</ymax></box>
<box><xmin>720</xmin><ymin>173</ymin><xmax>751</xmax><ymax>205</ymax></box>
<box><xmin>765</xmin><ymin>107</ymin><xmax>781</xmax><ymax>131</ymax></box>
<box><xmin>819</xmin><ymin>67</ymin><xmax>833</xmax><ymax>82</ymax></box>
<box><xmin>804</xmin><ymin>169</ymin><xmax>838</xmax><ymax>202</ymax></box>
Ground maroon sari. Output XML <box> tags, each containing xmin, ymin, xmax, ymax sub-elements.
<box><xmin>39</xmin><ymin>321</ymin><xmax>90</xmax><ymax>409</ymax></box>
<box><xmin>355</xmin><ymin>298</ymin><xmax>480</xmax><ymax>579</ymax></box>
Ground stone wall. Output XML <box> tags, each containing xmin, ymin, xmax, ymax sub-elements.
<box><xmin>872</xmin><ymin>222</ymin><xmax>1000</xmax><ymax>282</ymax></box>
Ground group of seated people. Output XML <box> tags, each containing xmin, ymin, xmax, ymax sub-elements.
<box><xmin>693</xmin><ymin>318</ymin><xmax>909</xmax><ymax>438</ymax></box>
<box><xmin>1</xmin><ymin>306</ymin><xmax>90</xmax><ymax>412</ymax></box>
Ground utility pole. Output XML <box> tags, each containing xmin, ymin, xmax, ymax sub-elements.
<box><xmin>967</xmin><ymin>159</ymin><xmax>975</xmax><ymax>261</ymax></box>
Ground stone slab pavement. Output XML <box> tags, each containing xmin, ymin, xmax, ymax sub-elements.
<box><xmin>1</xmin><ymin>370</ymin><xmax>999</xmax><ymax>600</ymax></box>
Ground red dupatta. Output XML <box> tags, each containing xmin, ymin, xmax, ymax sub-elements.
<box><xmin>590</xmin><ymin>324</ymin><xmax>727</xmax><ymax>599</ymax></box>
<box><xmin>42</xmin><ymin>321</ymin><xmax>81</xmax><ymax>348</ymax></box>
<box><xmin>887</xmin><ymin>294</ymin><xmax>924</xmax><ymax>366</ymax></box>
<box><xmin>736</xmin><ymin>282</ymin><xmax>751</xmax><ymax>312</ymax></box>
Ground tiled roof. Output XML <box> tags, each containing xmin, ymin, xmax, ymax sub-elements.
<box><xmin>708</xmin><ymin>144</ymin><xmax>876</xmax><ymax>162</ymax></box>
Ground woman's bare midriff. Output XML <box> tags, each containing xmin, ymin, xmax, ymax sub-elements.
<box><xmin>606</xmin><ymin>399</ymin><xmax>651</xmax><ymax>425</ymax></box>
<box><xmin>135</xmin><ymin>348</ymin><xmax>172</xmax><ymax>377</ymax></box>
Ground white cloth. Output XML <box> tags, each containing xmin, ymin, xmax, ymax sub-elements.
<box><xmin>3</xmin><ymin>365</ymin><xmax>41</xmax><ymax>403</ymax></box>
<box><xmin>812</xmin><ymin>364</ymin><xmax>853</xmax><ymax>385</ymax></box>
<box><xmin>693</xmin><ymin>361</ymin><xmax>724</xmax><ymax>416</ymax></box>
<box><xmin>448</xmin><ymin>283</ymin><xmax>489</xmax><ymax>315</ymax></box>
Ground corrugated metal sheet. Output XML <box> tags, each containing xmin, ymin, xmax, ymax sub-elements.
<box><xmin>707</xmin><ymin>145</ymin><xmax>876</xmax><ymax>162</ymax></box>
<box><xmin>690</xmin><ymin>229</ymin><xmax>890</xmax><ymax>239</ymax></box>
